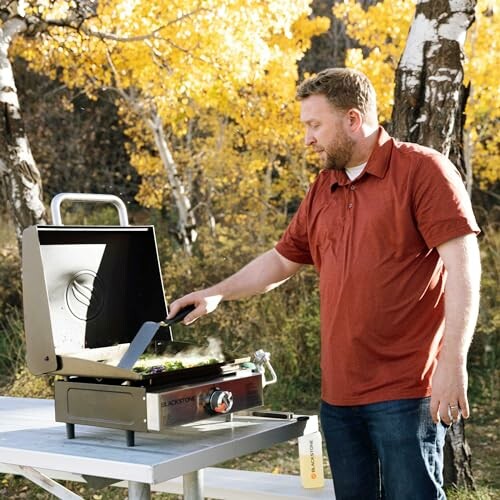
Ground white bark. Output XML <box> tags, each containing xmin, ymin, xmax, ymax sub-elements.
<box><xmin>0</xmin><ymin>14</ymin><xmax>47</xmax><ymax>249</ymax></box>
<box><xmin>399</xmin><ymin>0</ymin><xmax>474</xmax><ymax>69</ymax></box>
<box><xmin>392</xmin><ymin>0</ymin><xmax>476</xmax><ymax>167</ymax></box>
<box><xmin>147</xmin><ymin>108</ymin><xmax>197</xmax><ymax>255</ymax></box>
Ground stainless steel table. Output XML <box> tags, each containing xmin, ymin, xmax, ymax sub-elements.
<box><xmin>0</xmin><ymin>396</ymin><xmax>316</xmax><ymax>499</ymax></box>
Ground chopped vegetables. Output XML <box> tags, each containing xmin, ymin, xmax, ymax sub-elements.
<box><xmin>133</xmin><ymin>357</ymin><xmax>219</xmax><ymax>375</ymax></box>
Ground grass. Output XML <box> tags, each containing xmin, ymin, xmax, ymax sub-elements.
<box><xmin>464</xmin><ymin>410</ymin><xmax>499</xmax><ymax>492</ymax></box>
<box><xmin>447</xmin><ymin>487</ymin><xmax>498</xmax><ymax>500</ymax></box>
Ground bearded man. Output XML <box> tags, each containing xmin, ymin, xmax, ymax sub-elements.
<box><xmin>168</xmin><ymin>68</ymin><xmax>481</xmax><ymax>499</ymax></box>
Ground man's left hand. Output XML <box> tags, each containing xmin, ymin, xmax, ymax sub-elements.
<box><xmin>430</xmin><ymin>359</ymin><xmax>469</xmax><ymax>425</ymax></box>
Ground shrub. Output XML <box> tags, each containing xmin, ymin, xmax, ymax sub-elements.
<box><xmin>0</xmin><ymin>308</ymin><xmax>25</xmax><ymax>382</ymax></box>
<box><xmin>468</xmin><ymin>219</ymin><xmax>499</xmax><ymax>417</ymax></box>
<box><xmin>0</xmin><ymin>245</ymin><xmax>21</xmax><ymax>317</ymax></box>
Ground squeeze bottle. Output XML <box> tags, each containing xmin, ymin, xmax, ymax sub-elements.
<box><xmin>298</xmin><ymin>431</ymin><xmax>325</xmax><ymax>488</ymax></box>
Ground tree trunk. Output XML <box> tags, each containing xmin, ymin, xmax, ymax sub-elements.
<box><xmin>0</xmin><ymin>17</ymin><xmax>47</xmax><ymax>252</ymax></box>
<box><xmin>390</xmin><ymin>0</ymin><xmax>477</xmax><ymax>490</ymax></box>
<box><xmin>110</xmin><ymin>80</ymin><xmax>198</xmax><ymax>255</ymax></box>
<box><xmin>391</xmin><ymin>0</ymin><xmax>475</xmax><ymax>155</ymax></box>
<box><xmin>444</xmin><ymin>418</ymin><xmax>475</xmax><ymax>489</ymax></box>
<box><xmin>147</xmin><ymin>108</ymin><xmax>197</xmax><ymax>256</ymax></box>
<box><xmin>300</xmin><ymin>0</ymin><xmax>381</xmax><ymax>74</ymax></box>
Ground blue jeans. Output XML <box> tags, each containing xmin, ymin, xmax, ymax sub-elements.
<box><xmin>320</xmin><ymin>397</ymin><xmax>447</xmax><ymax>500</ymax></box>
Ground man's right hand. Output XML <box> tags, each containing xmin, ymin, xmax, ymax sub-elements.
<box><xmin>167</xmin><ymin>289</ymin><xmax>223</xmax><ymax>325</ymax></box>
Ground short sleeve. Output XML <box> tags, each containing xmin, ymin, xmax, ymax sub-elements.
<box><xmin>412</xmin><ymin>153</ymin><xmax>480</xmax><ymax>249</ymax></box>
<box><xmin>275</xmin><ymin>195</ymin><xmax>314</xmax><ymax>265</ymax></box>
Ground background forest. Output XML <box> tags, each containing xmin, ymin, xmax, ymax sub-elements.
<box><xmin>0</xmin><ymin>0</ymin><xmax>498</xmax><ymax>499</ymax></box>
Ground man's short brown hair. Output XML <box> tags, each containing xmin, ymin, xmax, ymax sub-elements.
<box><xmin>297</xmin><ymin>68</ymin><xmax>377</xmax><ymax>121</ymax></box>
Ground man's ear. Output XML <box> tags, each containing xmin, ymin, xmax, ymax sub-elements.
<box><xmin>346</xmin><ymin>108</ymin><xmax>363</xmax><ymax>132</ymax></box>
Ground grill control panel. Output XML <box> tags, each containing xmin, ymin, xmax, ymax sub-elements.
<box><xmin>146</xmin><ymin>370</ymin><xmax>263</xmax><ymax>429</ymax></box>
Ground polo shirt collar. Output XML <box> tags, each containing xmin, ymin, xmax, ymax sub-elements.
<box><xmin>330</xmin><ymin>126</ymin><xmax>393</xmax><ymax>189</ymax></box>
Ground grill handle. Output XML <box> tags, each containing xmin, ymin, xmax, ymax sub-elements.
<box><xmin>253</xmin><ymin>349</ymin><xmax>277</xmax><ymax>387</ymax></box>
<box><xmin>50</xmin><ymin>193</ymin><xmax>129</xmax><ymax>226</ymax></box>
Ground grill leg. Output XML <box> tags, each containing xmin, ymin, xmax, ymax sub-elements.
<box><xmin>66</xmin><ymin>423</ymin><xmax>75</xmax><ymax>439</ymax></box>
<box><xmin>128</xmin><ymin>481</ymin><xmax>151</xmax><ymax>500</ymax></box>
<box><xmin>183</xmin><ymin>469</ymin><xmax>204</xmax><ymax>500</ymax></box>
<box><xmin>126</xmin><ymin>430</ymin><xmax>135</xmax><ymax>447</ymax></box>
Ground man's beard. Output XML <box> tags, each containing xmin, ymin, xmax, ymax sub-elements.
<box><xmin>323</xmin><ymin>131</ymin><xmax>355</xmax><ymax>171</ymax></box>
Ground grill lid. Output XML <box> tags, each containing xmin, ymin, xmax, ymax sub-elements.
<box><xmin>22</xmin><ymin>222</ymin><xmax>168</xmax><ymax>378</ymax></box>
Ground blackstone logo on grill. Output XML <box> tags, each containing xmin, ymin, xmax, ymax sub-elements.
<box><xmin>163</xmin><ymin>396</ymin><xmax>196</xmax><ymax>407</ymax></box>
<box><xmin>66</xmin><ymin>271</ymin><xmax>105</xmax><ymax>321</ymax></box>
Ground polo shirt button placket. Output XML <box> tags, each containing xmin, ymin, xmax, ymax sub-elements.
<box><xmin>348</xmin><ymin>184</ymin><xmax>355</xmax><ymax>209</ymax></box>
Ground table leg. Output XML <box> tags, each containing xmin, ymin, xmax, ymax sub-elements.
<box><xmin>66</xmin><ymin>423</ymin><xmax>75</xmax><ymax>439</ymax></box>
<box><xmin>183</xmin><ymin>469</ymin><xmax>204</xmax><ymax>500</ymax></box>
<box><xmin>128</xmin><ymin>481</ymin><xmax>151</xmax><ymax>500</ymax></box>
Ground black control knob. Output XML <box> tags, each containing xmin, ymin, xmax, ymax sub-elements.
<box><xmin>209</xmin><ymin>389</ymin><xmax>234</xmax><ymax>414</ymax></box>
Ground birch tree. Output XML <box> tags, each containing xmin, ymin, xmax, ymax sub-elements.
<box><xmin>390</xmin><ymin>0</ymin><xmax>477</xmax><ymax>195</ymax></box>
<box><xmin>0</xmin><ymin>0</ymin><xmax>97</xmax><ymax>250</ymax></box>
<box><xmin>390</xmin><ymin>0</ymin><xmax>477</xmax><ymax>489</ymax></box>
<box><xmin>0</xmin><ymin>1</ymin><xmax>47</xmax><ymax>250</ymax></box>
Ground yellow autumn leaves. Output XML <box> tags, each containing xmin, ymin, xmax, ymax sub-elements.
<box><xmin>13</xmin><ymin>0</ymin><xmax>497</xmax><ymax>226</ymax></box>
<box><xmin>16</xmin><ymin>1</ymin><xmax>328</xmax><ymax>218</ymax></box>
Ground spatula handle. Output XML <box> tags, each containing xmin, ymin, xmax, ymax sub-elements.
<box><xmin>163</xmin><ymin>304</ymin><xmax>196</xmax><ymax>325</ymax></box>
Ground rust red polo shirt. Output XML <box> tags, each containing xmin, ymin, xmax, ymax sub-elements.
<box><xmin>275</xmin><ymin>127</ymin><xmax>479</xmax><ymax>406</ymax></box>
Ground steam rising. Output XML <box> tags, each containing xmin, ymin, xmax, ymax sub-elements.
<box><xmin>134</xmin><ymin>337</ymin><xmax>225</xmax><ymax>369</ymax></box>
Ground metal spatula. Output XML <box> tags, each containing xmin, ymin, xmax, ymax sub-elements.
<box><xmin>117</xmin><ymin>305</ymin><xmax>195</xmax><ymax>370</ymax></box>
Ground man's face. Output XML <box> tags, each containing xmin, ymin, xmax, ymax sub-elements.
<box><xmin>300</xmin><ymin>94</ymin><xmax>354</xmax><ymax>170</ymax></box>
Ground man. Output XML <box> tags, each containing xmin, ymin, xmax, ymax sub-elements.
<box><xmin>168</xmin><ymin>68</ymin><xmax>481</xmax><ymax>499</ymax></box>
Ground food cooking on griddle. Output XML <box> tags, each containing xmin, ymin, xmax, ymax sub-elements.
<box><xmin>133</xmin><ymin>356</ymin><xmax>219</xmax><ymax>374</ymax></box>
<box><xmin>132</xmin><ymin>337</ymin><xmax>225</xmax><ymax>375</ymax></box>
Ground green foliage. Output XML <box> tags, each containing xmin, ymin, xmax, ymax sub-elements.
<box><xmin>52</xmin><ymin>204</ymin><xmax>125</xmax><ymax>226</ymax></box>
<box><xmin>0</xmin><ymin>309</ymin><xmax>25</xmax><ymax>381</ymax></box>
<box><xmin>0</xmin><ymin>237</ymin><xmax>21</xmax><ymax>317</ymax></box>
<box><xmin>446</xmin><ymin>486</ymin><xmax>497</xmax><ymax>500</ymax></box>
<box><xmin>468</xmin><ymin>214</ymin><xmax>500</xmax><ymax>418</ymax></box>
<box><xmin>14</xmin><ymin>58</ymin><xmax>139</xmax><ymax>205</ymax></box>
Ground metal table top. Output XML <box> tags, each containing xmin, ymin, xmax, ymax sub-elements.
<box><xmin>0</xmin><ymin>396</ymin><xmax>314</xmax><ymax>485</ymax></box>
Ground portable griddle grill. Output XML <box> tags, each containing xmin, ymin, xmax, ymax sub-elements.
<box><xmin>22</xmin><ymin>193</ymin><xmax>277</xmax><ymax>446</ymax></box>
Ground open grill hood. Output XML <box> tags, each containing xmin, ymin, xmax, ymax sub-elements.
<box><xmin>22</xmin><ymin>224</ymin><xmax>168</xmax><ymax>380</ymax></box>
